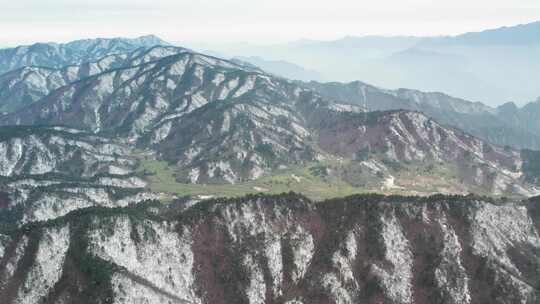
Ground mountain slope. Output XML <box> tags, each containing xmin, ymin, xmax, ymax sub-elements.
<box><xmin>0</xmin><ymin>126</ymin><xmax>156</xmax><ymax>227</ymax></box>
<box><xmin>0</xmin><ymin>48</ymin><xmax>264</xmax><ymax>135</ymax></box>
<box><xmin>233</xmin><ymin>56</ymin><xmax>323</xmax><ymax>81</ymax></box>
<box><xmin>0</xmin><ymin>46</ymin><xmax>187</xmax><ymax>113</ymax></box>
<box><xmin>0</xmin><ymin>126</ymin><xmax>135</xmax><ymax>178</ymax></box>
<box><xmin>1</xmin><ymin>193</ymin><xmax>539</xmax><ymax>303</ymax></box>
<box><xmin>311</xmin><ymin>109</ymin><xmax>538</xmax><ymax>196</ymax></box>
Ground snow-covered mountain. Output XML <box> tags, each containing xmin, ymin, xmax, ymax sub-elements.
<box><xmin>0</xmin><ymin>35</ymin><xmax>170</xmax><ymax>75</ymax></box>
<box><xmin>0</xmin><ymin>126</ymin><xmax>157</xmax><ymax>227</ymax></box>
<box><xmin>0</xmin><ymin>46</ymin><xmax>188</xmax><ymax>113</ymax></box>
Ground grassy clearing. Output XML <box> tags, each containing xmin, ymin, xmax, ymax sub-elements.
<box><xmin>136</xmin><ymin>157</ymin><xmax>376</xmax><ymax>201</ymax></box>
<box><xmin>136</xmin><ymin>156</ymin><xmax>502</xmax><ymax>201</ymax></box>
<box><xmin>393</xmin><ymin>162</ymin><xmax>468</xmax><ymax>195</ymax></box>
<box><xmin>137</xmin><ymin>158</ymin><xmax>257</xmax><ymax>197</ymax></box>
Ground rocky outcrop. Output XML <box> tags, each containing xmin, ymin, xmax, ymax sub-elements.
<box><xmin>0</xmin><ymin>193</ymin><xmax>539</xmax><ymax>304</ymax></box>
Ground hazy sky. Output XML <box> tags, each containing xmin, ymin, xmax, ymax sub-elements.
<box><xmin>1</xmin><ymin>0</ymin><xmax>540</xmax><ymax>46</ymax></box>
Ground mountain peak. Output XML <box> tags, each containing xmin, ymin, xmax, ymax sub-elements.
<box><xmin>131</xmin><ymin>34</ymin><xmax>170</xmax><ymax>47</ymax></box>
<box><xmin>498</xmin><ymin>101</ymin><xmax>519</xmax><ymax>112</ymax></box>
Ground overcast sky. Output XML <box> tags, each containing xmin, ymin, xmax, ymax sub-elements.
<box><xmin>1</xmin><ymin>0</ymin><xmax>539</xmax><ymax>46</ymax></box>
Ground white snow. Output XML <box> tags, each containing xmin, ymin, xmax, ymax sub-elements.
<box><xmin>371</xmin><ymin>211</ymin><xmax>413</xmax><ymax>304</ymax></box>
<box><xmin>14</xmin><ymin>226</ymin><xmax>70</xmax><ymax>304</ymax></box>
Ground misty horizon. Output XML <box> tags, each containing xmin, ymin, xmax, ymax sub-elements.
<box><xmin>1</xmin><ymin>20</ymin><xmax>540</xmax><ymax>48</ymax></box>
<box><xmin>2</xmin><ymin>0</ymin><xmax>540</xmax><ymax>46</ymax></box>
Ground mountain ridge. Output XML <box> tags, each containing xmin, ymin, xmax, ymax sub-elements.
<box><xmin>0</xmin><ymin>35</ymin><xmax>171</xmax><ymax>75</ymax></box>
<box><xmin>1</xmin><ymin>193</ymin><xmax>540</xmax><ymax>303</ymax></box>
<box><xmin>417</xmin><ymin>20</ymin><xmax>540</xmax><ymax>46</ymax></box>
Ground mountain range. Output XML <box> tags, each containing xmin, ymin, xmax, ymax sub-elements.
<box><xmin>193</xmin><ymin>21</ymin><xmax>540</xmax><ymax>106</ymax></box>
<box><xmin>0</xmin><ymin>37</ymin><xmax>539</xmax><ymax>198</ymax></box>
<box><xmin>0</xmin><ymin>34</ymin><xmax>540</xmax><ymax>304</ymax></box>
